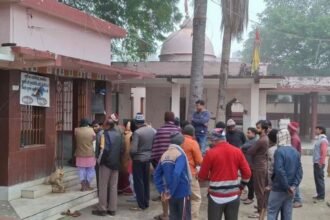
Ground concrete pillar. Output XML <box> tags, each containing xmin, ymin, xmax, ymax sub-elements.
<box><xmin>118</xmin><ymin>84</ymin><xmax>132</xmax><ymax>120</ymax></box>
<box><xmin>131</xmin><ymin>87</ymin><xmax>146</xmax><ymax>117</ymax></box>
<box><xmin>259</xmin><ymin>90</ymin><xmax>267</xmax><ymax>120</ymax></box>
<box><xmin>171</xmin><ymin>84</ymin><xmax>181</xmax><ymax>118</ymax></box>
<box><xmin>105</xmin><ymin>81</ymin><xmax>112</xmax><ymax>116</ymax></box>
<box><xmin>249</xmin><ymin>83</ymin><xmax>260</xmax><ymax>126</ymax></box>
<box><xmin>299</xmin><ymin>94</ymin><xmax>307</xmax><ymax>137</ymax></box>
<box><xmin>185</xmin><ymin>86</ymin><xmax>190</xmax><ymax>120</ymax></box>
<box><xmin>293</xmin><ymin>95</ymin><xmax>299</xmax><ymax>122</ymax></box>
<box><xmin>310</xmin><ymin>92</ymin><xmax>318</xmax><ymax>140</ymax></box>
<box><xmin>300</xmin><ymin>94</ymin><xmax>311</xmax><ymax>138</ymax></box>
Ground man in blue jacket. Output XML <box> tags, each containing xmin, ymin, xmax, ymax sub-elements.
<box><xmin>191</xmin><ymin>100</ymin><xmax>210</xmax><ymax>155</ymax></box>
<box><xmin>154</xmin><ymin>132</ymin><xmax>192</xmax><ymax>220</ymax></box>
<box><xmin>267</xmin><ymin>129</ymin><xmax>303</xmax><ymax>220</ymax></box>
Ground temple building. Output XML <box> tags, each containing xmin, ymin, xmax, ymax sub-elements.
<box><xmin>114</xmin><ymin>18</ymin><xmax>330</xmax><ymax>141</ymax></box>
<box><xmin>114</xmin><ymin>18</ymin><xmax>281</xmax><ymax>131</ymax></box>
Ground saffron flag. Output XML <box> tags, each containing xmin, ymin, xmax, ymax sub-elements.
<box><xmin>251</xmin><ymin>30</ymin><xmax>261</xmax><ymax>74</ymax></box>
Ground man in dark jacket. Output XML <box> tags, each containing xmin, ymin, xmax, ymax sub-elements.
<box><xmin>92</xmin><ymin>120</ymin><xmax>104</xmax><ymax>193</ymax></box>
<box><xmin>92</xmin><ymin>119</ymin><xmax>122</xmax><ymax>216</ymax></box>
<box><xmin>241</xmin><ymin>127</ymin><xmax>258</xmax><ymax>205</ymax></box>
<box><xmin>226</xmin><ymin>119</ymin><xmax>246</xmax><ymax>148</ymax></box>
<box><xmin>267</xmin><ymin>129</ymin><xmax>303</xmax><ymax>220</ymax></box>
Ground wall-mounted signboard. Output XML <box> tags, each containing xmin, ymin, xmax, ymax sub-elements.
<box><xmin>20</xmin><ymin>72</ymin><xmax>50</xmax><ymax>107</ymax></box>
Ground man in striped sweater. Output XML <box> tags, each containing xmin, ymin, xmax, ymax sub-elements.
<box><xmin>151</xmin><ymin>112</ymin><xmax>181</xmax><ymax>220</ymax></box>
<box><xmin>151</xmin><ymin>112</ymin><xmax>181</xmax><ymax>167</ymax></box>
<box><xmin>199</xmin><ymin>128</ymin><xmax>251</xmax><ymax>220</ymax></box>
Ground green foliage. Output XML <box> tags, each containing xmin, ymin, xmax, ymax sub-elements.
<box><xmin>61</xmin><ymin>0</ymin><xmax>182</xmax><ymax>61</ymax></box>
<box><xmin>242</xmin><ymin>0</ymin><xmax>330</xmax><ymax>76</ymax></box>
<box><xmin>220</xmin><ymin>0</ymin><xmax>249</xmax><ymax>40</ymax></box>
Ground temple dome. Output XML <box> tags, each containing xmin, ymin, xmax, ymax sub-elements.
<box><xmin>159</xmin><ymin>18</ymin><xmax>216</xmax><ymax>62</ymax></box>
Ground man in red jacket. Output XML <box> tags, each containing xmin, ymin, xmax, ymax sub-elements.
<box><xmin>199</xmin><ymin>128</ymin><xmax>251</xmax><ymax>220</ymax></box>
<box><xmin>288</xmin><ymin>122</ymin><xmax>302</xmax><ymax>153</ymax></box>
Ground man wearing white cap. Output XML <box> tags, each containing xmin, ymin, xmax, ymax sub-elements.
<box><xmin>130</xmin><ymin>113</ymin><xmax>156</xmax><ymax>211</ymax></box>
<box><xmin>226</xmin><ymin>119</ymin><xmax>246</xmax><ymax>148</ymax></box>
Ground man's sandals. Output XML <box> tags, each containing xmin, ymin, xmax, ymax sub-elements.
<box><xmin>153</xmin><ymin>214</ymin><xmax>169</xmax><ymax>220</ymax></box>
<box><xmin>60</xmin><ymin>210</ymin><xmax>81</xmax><ymax>217</ymax></box>
<box><xmin>248</xmin><ymin>213</ymin><xmax>260</xmax><ymax>219</ymax></box>
<box><xmin>243</xmin><ymin>199</ymin><xmax>254</xmax><ymax>205</ymax></box>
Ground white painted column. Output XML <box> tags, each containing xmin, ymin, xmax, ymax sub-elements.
<box><xmin>171</xmin><ymin>84</ymin><xmax>181</xmax><ymax>118</ymax></box>
<box><xmin>131</xmin><ymin>87</ymin><xmax>146</xmax><ymax>116</ymax></box>
<box><xmin>250</xmin><ymin>83</ymin><xmax>260</xmax><ymax>126</ymax></box>
<box><xmin>185</xmin><ymin>86</ymin><xmax>190</xmax><ymax>120</ymax></box>
<box><xmin>259</xmin><ymin>90</ymin><xmax>267</xmax><ymax>120</ymax></box>
<box><xmin>118</xmin><ymin>84</ymin><xmax>132</xmax><ymax>120</ymax></box>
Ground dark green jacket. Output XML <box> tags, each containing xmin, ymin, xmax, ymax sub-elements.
<box><xmin>101</xmin><ymin>128</ymin><xmax>122</xmax><ymax>170</ymax></box>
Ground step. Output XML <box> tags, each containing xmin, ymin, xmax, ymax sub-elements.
<box><xmin>61</xmin><ymin>174</ymin><xmax>81</xmax><ymax>189</ymax></box>
<box><xmin>21</xmin><ymin>170</ymin><xmax>81</xmax><ymax>199</ymax></box>
<box><xmin>62</xmin><ymin>167</ymin><xmax>79</xmax><ymax>177</ymax></box>
<box><xmin>45</xmin><ymin>198</ymin><xmax>98</xmax><ymax>220</ymax></box>
<box><xmin>10</xmin><ymin>184</ymin><xmax>97</xmax><ymax>220</ymax></box>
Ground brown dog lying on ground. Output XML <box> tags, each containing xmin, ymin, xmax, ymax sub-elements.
<box><xmin>45</xmin><ymin>168</ymin><xmax>65</xmax><ymax>193</ymax></box>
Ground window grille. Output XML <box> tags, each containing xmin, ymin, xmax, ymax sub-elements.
<box><xmin>77</xmin><ymin>81</ymin><xmax>88</xmax><ymax>123</ymax></box>
<box><xmin>20</xmin><ymin>105</ymin><xmax>45</xmax><ymax>146</ymax></box>
<box><xmin>56</xmin><ymin>81</ymin><xmax>73</xmax><ymax>131</ymax></box>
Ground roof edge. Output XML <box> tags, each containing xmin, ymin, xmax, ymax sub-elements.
<box><xmin>18</xmin><ymin>0</ymin><xmax>127</xmax><ymax>38</ymax></box>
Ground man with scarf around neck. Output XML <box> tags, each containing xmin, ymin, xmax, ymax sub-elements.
<box><xmin>267</xmin><ymin>129</ymin><xmax>303</xmax><ymax>220</ymax></box>
<box><xmin>199</xmin><ymin>128</ymin><xmax>251</xmax><ymax>220</ymax></box>
<box><xmin>154</xmin><ymin>132</ymin><xmax>192</xmax><ymax>220</ymax></box>
<box><xmin>312</xmin><ymin>126</ymin><xmax>329</xmax><ymax>203</ymax></box>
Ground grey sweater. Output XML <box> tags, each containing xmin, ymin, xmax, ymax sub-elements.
<box><xmin>130</xmin><ymin>126</ymin><xmax>156</xmax><ymax>162</ymax></box>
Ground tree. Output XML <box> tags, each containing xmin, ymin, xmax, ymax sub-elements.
<box><xmin>187</xmin><ymin>0</ymin><xmax>208</xmax><ymax>120</ymax></box>
<box><xmin>215</xmin><ymin>0</ymin><xmax>249</xmax><ymax>122</ymax></box>
<box><xmin>60</xmin><ymin>0</ymin><xmax>182</xmax><ymax>61</ymax></box>
<box><xmin>242</xmin><ymin>0</ymin><xmax>330</xmax><ymax>76</ymax></box>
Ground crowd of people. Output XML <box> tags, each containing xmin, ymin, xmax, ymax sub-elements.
<box><xmin>72</xmin><ymin>99</ymin><xmax>329</xmax><ymax>220</ymax></box>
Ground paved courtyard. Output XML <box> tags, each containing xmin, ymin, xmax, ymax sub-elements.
<box><xmin>57</xmin><ymin>156</ymin><xmax>330</xmax><ymax>220</ymax></box>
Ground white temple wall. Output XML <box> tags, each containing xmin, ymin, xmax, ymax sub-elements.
<box><xmin>145</xmin><ymin>87</ymin><xmax>172</xmax><ymax>129</ymax></box>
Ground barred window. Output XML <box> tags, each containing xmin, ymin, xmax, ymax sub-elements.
<box><xmin>56</xmin><ymin>81</ymin><xmax>73</xmax><ymax>131</ymax></box>
<box><xmin>20</xmin><ymin>105</ymin><xmax>45</xmax><ymax>147</ymax></box>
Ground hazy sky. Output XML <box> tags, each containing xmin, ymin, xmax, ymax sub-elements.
<box><xmin>178</xmin><ymin>0</ymin><xmax>266</xmax><ymax>57</ymax></box>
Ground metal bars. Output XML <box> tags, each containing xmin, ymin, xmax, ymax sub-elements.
<box><xmin>20</xmin><ymin>105</ymin><xmax>45</xmax><ymax>147</ymax></box>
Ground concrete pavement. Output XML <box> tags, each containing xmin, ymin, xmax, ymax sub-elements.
<box><xmin>0</xmin><ymin>201</ymin><xmax>19</xmax><ymax>220</ymax></box>
<box><xmin>56</xmin><ymin>156</ymin><xmax>330</xmax><ymax>220</ymax></box>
